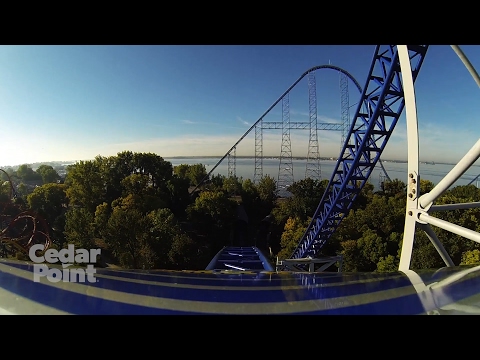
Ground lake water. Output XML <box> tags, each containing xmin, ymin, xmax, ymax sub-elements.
<box><xmin>165</xmin><ymin>157</ymin><xmax>480</xmax><ymax>191</ymax></box>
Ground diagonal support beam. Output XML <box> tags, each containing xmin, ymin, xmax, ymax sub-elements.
<box><xmin>292</xmin><ymin>45</ymin><xmax>429</xmax><ymax>260</ymax></box>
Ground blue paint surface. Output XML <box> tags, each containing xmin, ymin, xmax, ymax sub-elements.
<box><xmin>1</xmin><ymin>258</ymin><xmax>479</xmax><ymax>314</ymax></box>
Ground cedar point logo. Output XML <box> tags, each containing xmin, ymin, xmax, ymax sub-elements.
<box><xmin>29</xmin><ymin>244</ymin><xmax>101</xmax><ymax>283</ymax></box>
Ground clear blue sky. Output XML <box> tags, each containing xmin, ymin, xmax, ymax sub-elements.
<box><xmin>0</xmin><ymin>45</ymin><xmax>479</xmax><ymax>167</ymax></box>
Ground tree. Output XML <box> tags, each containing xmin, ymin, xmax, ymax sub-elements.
<box><xmin>173</xmin><ymin>164</ymin><xmax>189</xmax><ymax>179</ymax></box>
<box><xmin>340</xmin><ymin>240</ymin><xmax>363</xmax><ymax>272</ymax></box>
<box><xmin>17</xmin><ymin>164</ymin><xmax>42</xmax><ymax>182</ymax></box>
<box><xmin>103</xmin><ymin>205</ymin><xmax>149</xmax><ymax>269</ymax></box>
<box><xmin>16</xmin><ymin>183</ymin><xmax>29</xmax><ymax>198</ymax></box>
<box><xmin>288</xmin><ymin>178</ymin><xmax>327</xmax><ymax>200</ymax></box>
<box><xmin>94</xmin><ymin>202</ymin><xmax>110</xmax><ymax>239</ymax></box>
<box><xmin>174</xmin><ymin>163</ymin><xmax>207</xmax><ymax>186</ymax></box>
<box><xmin>376</xmin><ymin>255</ymin><xmax>399</xmax><ymax>272</ymax></box>
<box><xmin>165</xmin><ymin>175</ymin><xmax>191</xmax><ymax>218</ymax></box>
<box><xmin>187</xmin><ymin>190</ymin><xmax>238</xmax><ymax>257</ymax></box>
<box><xmin>187</xmin><ymin>164</ymin><xmax>207</xmax><ymax>186</ymax></box>
<box><xmin>188</xmin><ymin>190</ymin><xmax>237</xmax><ymax>221</ymax></box>
<box><xmin>223</xmin><ymin>176</ymin><xmax>242</xmax><ymax>195</ymax></box>
<box><xmin>207</xmin><ymin>174</ymin><xmax>226</xmax><ymax>191</ymax></box>
<box><xmin>64</xmin><ymin>207</ymin><xmax>96</xmax><ymax>250</ymax></box>
<box><xmin>0</xmin><ymin>180</ymin><xmax>13</xmax><ymax>199</ymax></box>
<box><xmin>357</xmin><ymin>229</ymin><xmax>389</xmax><ymax>270</ymax></box>
<box><xmin>282</xmin><ymin>178</ymin><xmax>328</xmax><ymax>220</ymax></box>
<box><xmin>257</xmin><ymin>175</ymin><xmax>277</xmax><ymax>204</ymax></box>
<box><xmin>168</xmin><ymin>233</ymin><xmax>198</xmax><ymax>269</ymax></box>
<box><xmin>351</xmin><ymin>181</ymin><xmax>374</xmax><ymax>210</ymax></box>
<box><xmin>240</xmin><ymin>179</ymin><xmax>259</xmax><ymax>213</ymax></box>
<box><xmin>277</xmin><ymin>217</ymin><xmax>309</xmax><ymax>260</ymax></box>
<box><xmin>461</xmin><ymin>249</ymin><xmax>480</xmax><ymax>265</ymax></box>
<box><xmin>27</xmin><ymin>183</ymin><xmax>68</xmax><ymax>228</ymax></box>
<box><xmin>147</xmin><ymin>208</ymin><xmax>197</xmax><ymax>269</ymax></box>
<box><xmin>36</xmin><ymin>164</ymin><xmax>60</xmax><ymax>184</ymax></box>
<box><xmin>120</xmin><ymin>174</ymin><xmax>167</xmax><ymax>214</ymax></box>
<box><xmin>131</xmin><ymin>152</ymin><xmax>173</xmax><ymax>187</ymax></box>
<box><xmin>410</xmin><ymin>230</ymin><xmax>446</xmax><ymax>270</ymax></box>
<box><xmin>449</xmin><ymin>184</ymin><xmax>480</xmax><ymax>202</ymax></box>
<box><xmin>64</xmin><ymin>160</ymin><xmax>106</xmax><ymax>214</ymax></box>
<box><xmin>380</xmin><ymin>179</ymin><xmax>406</xmax><ymax>198</ymax></box>
<box><xmin>419</xmin><ymin>179</ymin><xmax>435</xmax><ymax>195</ymax></box>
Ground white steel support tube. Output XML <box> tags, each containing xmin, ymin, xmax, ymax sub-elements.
<box><xmin>441</xmin><ymin>303</ymin><xmax>480</xmax><ymax>314</ymax></box>
<box><xmin>450</xmin><ymin>45</ymin><xmax>480</xmax><ymax>88</ymax></box>
<box><xmin>430</xmin><ymin>202</ymin><xmax>480</xmax><ymax>212</ymax></box>
<box><xmin>419</xmin><ymin>138</ymin><xmax>480</xmax><ymax>209</ymax></box>
<box><xmin>418</xmin><ymin>213</ymin><xmax>480</xmax><ymax>244</ymax></box>
<box><xmin>399</xmin><ymin>44</ymin><xmax>480</xmax><ymax>271</ymax></box>
<box><xmin>405</xmin><ymin>264</ymin><xmax>480</xmax><ymax>314</ymax></box>
<box><xmin>420</xmin><ymin>45</ymin><xmax>480</xmax><ymax>211</ymax></box>
<box><xmin>402</xmin><ymin>269</ymin><xmax>439</xmax><ymax>315</ymax></box>
<box><xmin>398</xmin><ymin>45</ymin><xmax>421</xmax><ymax>272</ymax></box>
<box><xmin>430</xmin><ymin>264</ymin><xmax>480</xmax><ymax>290</ymax></box>
<box><xmin>418</xmin><ymin>224</ymin><xmax>454</xmax><ymax>267</ymax></box>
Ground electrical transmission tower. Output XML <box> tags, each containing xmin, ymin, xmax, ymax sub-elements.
<box><xmin>227</xmin><ymin>146</ymin><xmax>236</xmax><ymax>178</ymax></box>
<box><xmin>305</xmin><ymin>71</ymin><xmax>321</xmax><ymax>181</ymax></box>
<box><xmin>277</xmin><ymin>94</ymin><xmax>294</xmax><ymax>195</ymax></box>
<box><xmin>340</xmin><ymin>72</ymin><xmax>350</xmax><ymax>150</ymax></box>
<box><xmin>254</xmin><ymin>119</ymin><xmax>263</xmax><ymax>183</ymax></box>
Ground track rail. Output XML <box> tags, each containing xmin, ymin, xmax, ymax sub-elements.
<box><xmin>0</xmin><ymin>169</ymin><xmax>18</xmax><ymax>200</ymax></box>
<box><xmin>0</xmin><ymin>169</ymin><xmax>51</xmax><ymax>256</ymax></box>
<box><xmin>190</xmin><ymin>64</ymin><xmax>371</xmax><ymax>195</ymax></box>
<box><xmin>292</xmin><ymin>45</ymin><xmax>429</xmax><ymax>259</ymax></box>
<box><xmin>205</xmin><ymin>246</ymin><xmax>274</xmax><ymax>271</ymax></box>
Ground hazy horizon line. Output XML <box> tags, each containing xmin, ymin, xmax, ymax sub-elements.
<box><xmin>0</xmin><ymin>155</ymin><xmax>468</xmax><ymax>169</ymax></box>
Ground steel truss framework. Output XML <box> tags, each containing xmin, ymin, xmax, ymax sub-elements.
<box><xmin>227</xmin><ymin>146</ymin><xmax>236</xmax><ymax>178</ymax></box>
<box><xmin>252</xmin><ymin>67</ymin><xmax>391</xmax><ymax>190</ymax></box>
<box><xmin>340</xmin><ymin>72</ymin><xmax>350</xmax><ymax>150</ymax></box>
<box><xmin>252</xmin><ymin>120</ymin><xmax>344</xmax><ymax>183</ymax></box>
<box><xmin>292</xmin><ymin>45</ymin><xmax>429</xmax><ymax>260</ymax></box>
<box><xmin>191</xmin><ymin>65</ymin><xmax>381</xmax><ymax>194</ymax></box>
<box><xmin>277</xmin><ymin>94</ymin><xmax>294</xmax><ymax>195</ymax></box>
<box><xmin>254</xmin><ymin>119</ymin><xmax>263</xmax><ymax>183</ymax></box>
<box><xmin>398</xmin><ymin>45</ymin><xmax>480</xmax><ymax>271</ymax></box>
<box><xmin>305</xmin><ymin>72</ymin><xmax>321</xmax><ymax>181</ymax></box>
<box><xmin>254</xmin><ymin>67</ymin><xmax>358</xmax><ymax>190</ymax></box>
<box><xmin>260</xmin><ymin>122</ymin><xmax>342</xmax><ymax>130</ymax></box>
<box><xmin>276</xmin><ymin>255</ymin><xmax>343</xmax><ymax>272</ymax></box>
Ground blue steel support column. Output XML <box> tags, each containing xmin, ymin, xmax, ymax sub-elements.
<box><xmin>291</xmin><ymin>45</ymin><xmax>429</xmax><ymax>259</ymax></box>
<box><xmin>277</xmin><ymin>94</ymin><xmax>294</xmax><ymax>195</ymax></box>
<box><xmin>306</xmin><ymin>71</ymin><xmax>321</xmax><ymax>181</ymax></box>
<box><xmin>254</xmin><ymin>120</ymin><xmax>263</xmax><ymax>184</ymax></box>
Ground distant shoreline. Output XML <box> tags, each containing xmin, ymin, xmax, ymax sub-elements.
<box><xmin>1</xmin><ymin>156</ymin><xmax>475</xmax><ymax>168</ymax></box>
<box><xmin>164</xmin><ymin>156</ymin><xmax>464</xmax><ymax>167</ymax></box>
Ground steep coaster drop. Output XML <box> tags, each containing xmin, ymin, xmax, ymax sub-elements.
<box><xmin>1</xmin><ymin>45</ymin><xmax>480</xmax><ymax>315</ymax></box>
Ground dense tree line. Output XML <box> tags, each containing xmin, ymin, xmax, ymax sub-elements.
<box><xmin>1</xmin><ymin>151</ymin><xmax>479</xmax><ymax>272</ymax></box>
<box><xmin>274</xmin><ymin>178</ymin><xmax>480</xmax><ymax>271</ymax></box>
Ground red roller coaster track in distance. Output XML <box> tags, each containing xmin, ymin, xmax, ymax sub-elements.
<box><xmin>0</xmin><ymin>169</ymin><xmax>51</xmax><ymax>257</ymax></box>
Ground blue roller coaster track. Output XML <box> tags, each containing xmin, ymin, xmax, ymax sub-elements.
<box><xmin>292</xmin><ymin>45</ymin><xmax>428</xmax><ymax>260</ymax></box>
<box><xmin>190</xmin><ymin>63</ymin><xmax>391</xmax><ymax>195</ymax></box>
<box><xmin>1</xmin><ymin>257</ymin><xmax>479</xmax><ymax>314</ymax></box>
